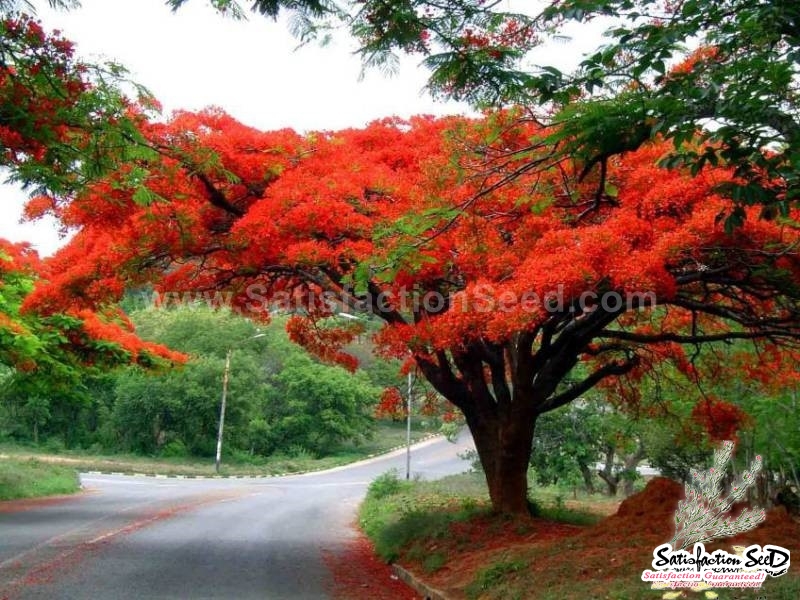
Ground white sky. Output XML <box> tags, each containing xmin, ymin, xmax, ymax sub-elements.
<box><xmin>0</xmin><ymin>0</ymin><xmax>605</xmax><ymax>255</ymax></box>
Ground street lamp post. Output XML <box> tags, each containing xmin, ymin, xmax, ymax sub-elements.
<box><xmin>405</xmin><ymin>370</ymin><xmax>414</xmax><ymax>480</ymax></box>
<box><xmin>215</xmin><ymin>349</ymin><xmax>232</xmax><ymax>475</ymax></box>
<box><xmin>215</xmin><ymin>333</ymin><xmax>266</xmax><ymax>474</ymax></box>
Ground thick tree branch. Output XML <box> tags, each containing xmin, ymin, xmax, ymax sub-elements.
<box><xmin>599</xmin><ymin>329</ymin><xmax>800</xmax><ymax>344</ymax></box>
<box><xmin>543</xmin><ymin>357</ymin><xmax>639</xmax><ymax>413</ymax></box>
<box><xmin>193</xmin><ymin>171</ymin><xmax>245</xmax><ymax>217</ymax></box>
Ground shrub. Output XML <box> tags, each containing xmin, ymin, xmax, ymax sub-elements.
<box><xmin>368</xmin><ymin>470</ymin><xmax>407</xmax><ymax>500</ymax></box>
<box><xmin>159</xmin><ymin>440</ymin><xmax>188</xmax><ymax>458</ymax></box>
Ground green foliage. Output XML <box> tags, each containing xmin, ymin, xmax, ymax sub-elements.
<box><xmin>0</xmin><ymin>457</ymin><xmax>79</xmax><ymax>500</ymax></box>
<box><xmin>367</xmin><ymin>469</ymin><xmax>408</xmax><ymax>500</ymax></box>
<box><xmin>360</xmin><ymin>471</ymin><xmax>489</xmax><ymax>562</ymax></box>
<box><xmin>369</xmin><ymin>506</ymin><xmax>483</xmax><ymax>563</ymax></box>
<box><xmin>466</xmin><ymin>558</ymin><xmax>527</xmax><ymax>599</ymax></box>
<box><xmin>267</xmin><ymin>354</ymin><xmax>376</xmax><ymax>455</ymax></box>
<box><xmin>0</xmin><ymin>1</ymin><xmax>80</xmax><ymax>14</ymax></box>
<box><xmin>642</xmin><ymin>421</ymin><xmax>712</xmax><ymax>484</ymax></box>
<box><xmin>439</xmin><ymin>420</ymin><xmax>461</xmax><ymax>442</ymax></box>
<box><xmin>458</xmin><ymin>448</ymin><xmax>482</xmax><ymax>472</ymax></box>
<box><xmin>0</xmin><ymin>10</ymin><xmax>160</xmax><ymax>201</ymax></box>
<box><xmin>159</xmin><ymin>439</ymin><xmax>188</xmax><ymax>458</ymax></box>
<box><xmin>531</xmin><ymin>401</ymin><xmax>604</xmax><ymax>491</ymax></box>
<box><xmin>111</xmin><ymin>356</ymin><xmax>238</xmax><ymax>455</ymax></box>
<box><xmin>422</xmin><ymin>551</ymin><xmax>446</xmax><ymax>574</ymax></box>
<box><xmin>105</xmin><ymin>306</ymin><xmax>380</xmax><ymax>458</ymax></box>
<box><xmin>2</xmin><ymin>295</ymin><xmax>421</xmax><ymax>462</ymax></box>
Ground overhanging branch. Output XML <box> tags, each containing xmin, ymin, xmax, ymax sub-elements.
<box><xmin>543</xmin><ymin>357</ymin><xmax>639</xmax><ymax>413</ymax></box>
<box><xmin>599</xmin><ymin>329</ymin><xmax>800</xmax><ymax>344</ymax></box>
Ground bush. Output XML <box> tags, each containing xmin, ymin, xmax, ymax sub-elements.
<box><xmin>361</xmin><ymin>471</ymin><xmax>487</xmax><ymax>563</ymax></box>
<box><xmin>43</xmin><ymin>437</ymin><xmax>65</xmax><ymax>454</ymax></box>
<box><xmin>439</xmin><ymin>421</ymin><xmax>461</xmax><ymax>442</ymax></box>
<box><xmin>159</xmin><ymin>440</ymin><xmax>188</xmax><ymax>458</ymax></box>
<box><xmin>285</xmin><ymin>444</ymin><xmax>314</xmax><ymax>460</ymax></box>
<box><xmin>368</xmin><ymin>470</ymin><xmax>407</xmax><ymax>500</ymax></box>
<box><xmin>458</xmin><ymin>448</ymin><xmax>483</xmax><ymax>472</ymax></box>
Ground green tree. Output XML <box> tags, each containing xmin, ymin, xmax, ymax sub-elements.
<box><xmin>0</xmin><ymin>9</ymin><xmax>159</xmax><ymax>204</ymax></box>
<box><xmin>531</xmin><ymin>401</ymin><xmax>603</xmax><ymax>494</ymax></box>
<box><xmin>532</xmin><ymin>398</ymin><xmax>649</xmax><ymax>497</ymax></box>
<box><xmin>111</xmin><ymin>354</ymin><xmax>267</xmax><ymax>455</ymax></box>
<box><xmin>264</xmin><ymin>354</ymin><xmax>377</xmax><ymax>456</ymax></box>
<box><xmin>110</xmin><ymin>306</ymin><xmax>379</xmax><ymax>457</ymax></box>
<box><xmin>0</xmin><ymin>240</ymin><xmax>180</xmax><ymax>447</ymax></box>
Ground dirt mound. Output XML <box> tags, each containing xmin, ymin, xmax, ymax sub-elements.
<box><xmin>616</xmin><ymin>476</ymin><xmax>684</xmax><ymax>518</ymax></box>
<box><xmin>582</xmin><ymin>478</ymin><xmax>681</xmax><ymax>547</ymax></box>
<box><xmin>607</xmin><ymin>477</ymin><xmax>799</xmax><ymax>569</ymax></box>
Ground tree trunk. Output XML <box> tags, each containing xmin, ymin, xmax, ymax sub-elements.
<box><xmin>599</xmin><ymin>474</ymin><xmax>619</xmax><ymax>497</ymax></box>
<box><xmin>622</xmin><ymin>442</ymin><xmax>646</xmax><ymax>497</ymax></box>
<box><xmin>467</xmin><ymin>411</ymin><xmax>538</xmax><ymax>515</ymax></box>
<box><xmin>598</xmin><ymin>446</ymin><xmax>619</xmax><ymax>496</ymax></box>
<box><xmin>579</xmin><ymin>463</ymin><xmax>596</xmax><ymax>494</ymax></box>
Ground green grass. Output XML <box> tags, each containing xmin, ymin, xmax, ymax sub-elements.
<box><xmin>0</xmin><ymin>458</ymin><xmax>81</xmax><ymax>501</ymax></box>
<box><xmin>0</xmin><ymin>420</ymin><xmax>440</xmax><ymax>478</ymax></box>
<box><xmin>358</xmin><ymin>471</ymin><xmax>800</xmax><ymax>600</ymax></box>
<box><xmin>466</xmin><ymin>557</ymin><xmax>527</xmax><ymax>600</ymax></box>
<box><xmin>359</xmin><ymin>470</ymin><xmax>490</xmax><ymax>562</ymax></box>
<box><xmin>358</xmin><ymin>470</ymin><xmax>608</xmax><ymax>564</ymax></box>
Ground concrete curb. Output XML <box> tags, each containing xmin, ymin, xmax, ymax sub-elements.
<box><xmin>392</xmin><ymin>564</ymin><xmax>451</xmax><ymax>600</ymax></box>
<box><xmin>77</xmin><ymin>433</ymin><xmax>443</xmax><ymax>480</ymax></box>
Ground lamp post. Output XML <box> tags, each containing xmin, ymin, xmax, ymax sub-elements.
<box><xmin>405</xmin><ymin>369</ymin><xmax>415</xmax><ymax>480</ymax></box>
<box><xmin>215</xmin><ymin>333</ymin><xmax>266</xmax><ymax>474</ymax></box>
<box><xmin>339</xmin><ymin>312</ymin><xmax>417</xmax><ymax>479</ymax></box>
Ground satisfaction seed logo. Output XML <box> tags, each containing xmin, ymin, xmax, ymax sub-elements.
<box><xmin>641</xmin><ymin>441</ymin><xmax>790</xmax><ymax>598</ymax></box>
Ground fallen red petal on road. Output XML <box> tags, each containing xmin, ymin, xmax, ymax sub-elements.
<box><xmin>324</xmin><ymin>532</ymin><xmax>419</xmax><ymax>600</ymax></box>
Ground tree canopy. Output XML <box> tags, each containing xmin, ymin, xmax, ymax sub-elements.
<box><xmin>0</xmin><ymin>238</ymin><xmax>181</xmax><ymax>372</ymax></box>
<box><xmin>18</xmin><ymin>101</ymin><xmax>800</xmax><ymax>512</ymax></box>
<box><xmin>168</xmin><ymin>0</ymin><xmax>800</xmax><ymax>227</ymax></box>
<box><xmin>3</xmin><ymin>6</ymin><xmax>800</xmax><ymax>514</ymax></box>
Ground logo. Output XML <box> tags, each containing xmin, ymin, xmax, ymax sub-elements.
<box><xmin>641</xmin><ymin>441</ymin><xmax>790</xmax><ymax>598</ymax></box>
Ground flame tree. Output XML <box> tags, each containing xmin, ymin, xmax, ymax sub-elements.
<box><xmin>17</xmin><ymin>108</ymin><xmax>800</xmax><ymax>513</ymax></box>
<box><xmin>4</xmin><ymin>16</ymin><xmax>800</xmax><ymax>514</ymax></box>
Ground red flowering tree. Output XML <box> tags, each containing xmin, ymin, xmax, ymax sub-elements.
<box><xmin>0</xmin><ymin>238</ymin><xmax>182</xmax><ymax>374</ymax></box>
<box><xmin>171</xmin><ymin>0</ymin><xmax>800</xmax><ymax>229</ymax></box>
<box><xmin>374</xmin><ymin>387</ymin><xmax>405</xmax><ymax>421</ymax></box>
<box><xmin>19</xmin><ymin>106</ymin><xmax>800</xmax><ymax>514</ymax></box>
<box><xmin>0</xmin><ymin>12</ymin><xmax>160</xmax><ymax>206</ymax></box>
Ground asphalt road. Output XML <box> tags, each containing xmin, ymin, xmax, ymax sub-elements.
<box><xmin>0</xmin><ymin>432</ymin><xmax>474</xmax><ymax>599</ymax></box>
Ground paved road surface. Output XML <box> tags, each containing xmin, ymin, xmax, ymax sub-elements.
<box><xmin>0</xmin><ymin>432</ymin><xmax>474</xmax><ymax>599</ymax></box>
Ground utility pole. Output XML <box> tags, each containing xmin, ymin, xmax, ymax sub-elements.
<box><xmin>215</xmin><ymin>349</ymin><xmax>232</xmax><ymax>475</ymax></box>
<box><xmin>214</xmin><ymin>333</ymin><xmax>267</xmax><ymax>474</ymax></box>
<box><xmin>405</xmin><ymin>370</ymin><xmax>414</xmax><ymax>480</ymax></box>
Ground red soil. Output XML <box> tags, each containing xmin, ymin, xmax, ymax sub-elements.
<box><xmin>324</xmin><ymin>533</ymin><xmax>420</xmax><ymax>600</ymax></box>
<box><xmin>0</xmin><ymin>491</ymin><xmax>88</xmax><ymax>513</ymax></box>
<box><xmin>397</xmin><ymin>478</ymin><xmax>800</xmax><ymax>599</ymax></box>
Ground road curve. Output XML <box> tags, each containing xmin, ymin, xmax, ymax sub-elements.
<box><xmin>0</xmin><ymin>432</ymin><xmax>474</xmax><ymax>599</ymax></box>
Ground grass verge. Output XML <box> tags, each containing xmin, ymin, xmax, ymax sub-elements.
<box><xmin>0</xmin><ymin>421</ymin><xmax>440</xmax><ymax>478</ymax></box>
<box><xmin>359</xmin><ymin>471</ymin><xmax>489</xmax><ymax>563</ymax></box>
<box><xmin>359</xmin><ymin>472</ymin><xmax>800</xmax><ymax>600</ymax></box>
<box><xmin>0</xmin><ymin>458</ymin><xmax>80</xmax><ymax>501</ymax></box>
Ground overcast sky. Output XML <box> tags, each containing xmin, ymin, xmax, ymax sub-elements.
<box><xmin>1</xmin><ymin>0</ymin><xmax>602</xmax><ymax>255</ymax></box>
